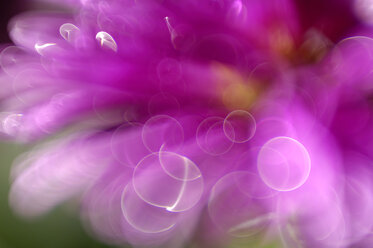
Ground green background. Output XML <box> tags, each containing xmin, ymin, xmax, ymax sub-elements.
<box><xmin>0</xmin><ymin>142</ymin><xmax>112</xmax><ymax>248</ymax></box>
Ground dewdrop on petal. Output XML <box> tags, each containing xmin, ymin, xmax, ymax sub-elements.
<box><xmin>59</xmin><ymin>23</ymin><xmax>80</xmax><ymax>42</ymax></box>
<box><xmin>96</xmin><ymin>31</ymin><xmax>117</xmax><ymax>52</ymax></box>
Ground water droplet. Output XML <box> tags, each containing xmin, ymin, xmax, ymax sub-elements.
<box><xmin>59</xmin><ymin>23</ymin><xmax>80</xmax><ymax>42</ymax></box>
<box><xmin>96</xmin><ymin>31</ymin><xmax>117</xmax><ymax>52</ymax></box>
<box><xmin>34</xmin><ymin>43</ymin><xmax>57</xmax><ymax>56</ymax></box>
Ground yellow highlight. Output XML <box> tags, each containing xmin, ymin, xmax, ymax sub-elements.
<box><xmin>212</xmin><ymin>63</ymin><xmax>259</xmax><ymax>110</ymax></box>
<box><xmin>222</xmin><ymin>83</ymin><xmax>257</xmax><ymax>110</ymax></box>
<box><xmin>268</xmin><ymin>26</ymin><xmax>295</xmax><ymax>59</ymax></box>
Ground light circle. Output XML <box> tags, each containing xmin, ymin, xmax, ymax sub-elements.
<box><xmin>223</xmin><ymin>110</ymin><xmax>256</xmax><ymax>143</ymax></box>
<box><xmin>257</xmin><ymin>136</ymin><xmax>311</xmax><ymax>191</ymax></box>
<box><xmin>133</xmin><ymin>152</ymin><xmax>203</xmax><ymax>212</ymax></box>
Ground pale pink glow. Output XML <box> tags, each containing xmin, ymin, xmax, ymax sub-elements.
<box><xmin>208</xmin><ymin>171</ymin><xmax>276</xmax><ymax>238</ymax></box>
<box><xmin>2</xmin><ymin>0</ymin><xmax>373</xmax><ymax>247</ymax></box>
<box><xmin>257</xmin><ymin>136</ymin><xmax>311</xmax><ymax>191</ymax></box>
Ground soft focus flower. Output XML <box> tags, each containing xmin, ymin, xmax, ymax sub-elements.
<box><xmin>2</xmin><ymin>0</ymin><xmax>373</xmax><ymax>247</ymax></box>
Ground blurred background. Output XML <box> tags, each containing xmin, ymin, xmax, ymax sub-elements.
<box><xmin>0</xmin><ymin>1</ymin><xmax>112</xmax><ymax>248</ymax></box>
<box><xmin>0</xmin><ymin>143</ymin><xmax>113</xmax><ymax>248</ymax></box>
<box><xmin>0</xmin><ymin>1</ymin><xmax>359</xmax><ymax>248</ymax></box>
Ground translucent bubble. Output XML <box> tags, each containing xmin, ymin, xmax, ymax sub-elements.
<box><xmin>208</xmin><ymin>171</ymin><xmax>275</xmax><ymax>237</ymax></box>
<box><xmin>121</xmin><ymin>183</ymin><xmax>179</xmax><ymax>233</ymax></box>
<box><xmin>142</xmin><ymin>115</ymin><xmax>184</xmax><ymax>152</ymax></box>
<box><xmin>224</xmin><ymin>110</ymin><xmax>256</xmax><ymax>143</ymax></box>
<box><xmin>133</xmin><ymin>152</ymin><xmax>203</xmax><ymax>212</ymax></box>
<box><xmin>196</xmin><ymin>117</ymin><xmax>234</xmax><ymax>155</ymax></box>
<box><xmin>96</xmin><ymin>31</ymin><xmax>117</xmax><ymax>52</ymax></box>
<box><xmin>257</xmin><ymin>137</ymin><xmax>311</xmax><ymax>191</ymax></box>
<box><xmin>111</xmin><ymin>122</ymin><xmax>149</xmax><ymax>168</ymax></box>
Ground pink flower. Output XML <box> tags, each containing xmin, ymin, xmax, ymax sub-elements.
<box><xmin>2</xmin><ymin>0</ymin><xmax>373</xmax><ymax>247</ymax></box>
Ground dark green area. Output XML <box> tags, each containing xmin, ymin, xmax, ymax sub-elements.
<box><xmin>0</xmin><ymin>142</ymin><xmax>113</xmax><ymax>248</ymax></box>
